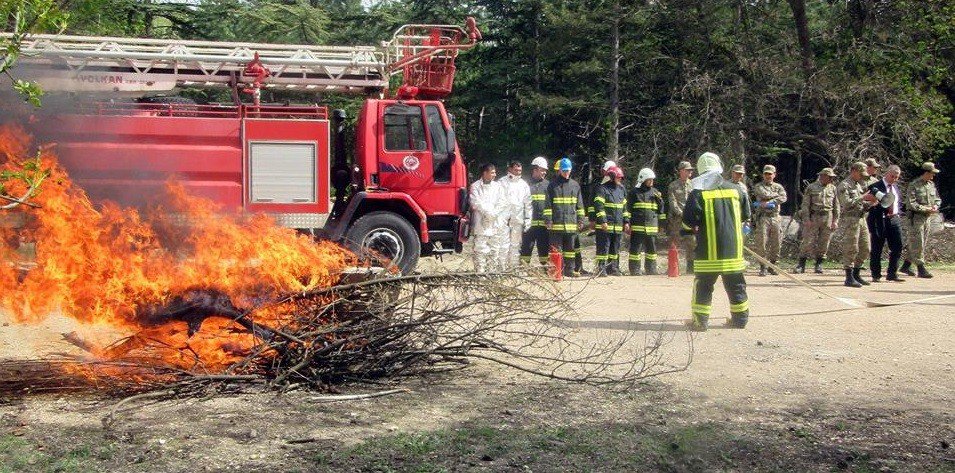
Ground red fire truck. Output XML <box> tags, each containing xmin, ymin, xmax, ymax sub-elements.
<box><xmin>4</xmin><ymin>19</ymin><xmax>481</xmax><ymax>273</ymax></box>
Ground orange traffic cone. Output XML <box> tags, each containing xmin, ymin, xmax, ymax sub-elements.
<box><xmin>667</xmin><ymin>242</ymin><xmax>680</xmax><ymax>278</ymax></box>
<box><xmin>548</xmin><ymin>245</ymin><xmax>563</xmax><ymax>282</ymax></box>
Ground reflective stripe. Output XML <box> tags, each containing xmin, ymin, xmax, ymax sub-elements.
<box><xmin>730</xmin><ymin>300</ymin><xmax>749</xmax><ymax>313</ymax></box>
<box><xmin>703</xmin><ymin>192</ymin><xmax>718</xmax><ymax>261</ymax></box>
<box><xmin>550</xmin><ymin>223</ymin><xmax>578</xmax><ymax>231</ymax></box>
<box><xmin>693</xmin><ymin>259</ymin><xmax>746</xmax><ymax>272</ymax></box>
<box><xmin>630</xmin><ymin>226</ymin><xmax>659</xmax><ymax>234</ymax></box>
<box><xmin>531</xmin><ymin>194</ymin><xmax>545</xmax><ymax>201</ymax></box>
<box><xmin>595</xmin><ymin>255</ymin><xmax>608</xmax><ymax>262</ymax></box>
<box><xmin>576</xmin><ymin>209</ymin><xmax>586</xmax><ymax>216</ymax></box>
<box><xmin>628</xmin><ymin>253</ymin><xmax>645</xmax><ymax>261</ymax></box>
<box><xmin>593</xmin><ymin>196</ymin><xmax>606</xmax><ymax>203</ymax></box>
<box><xmin>659</xmin><ymin>214</ymin><xmax>667</xmax><ymax>220</ymax></box>
<box><xmin>692</xmin><ymin>303</ymin><xmax>712</xmax><ymax>315</ymax></box>
<box><xmin>562</xmin><ymin>252</ymin><xmax>576</xmax><ymax>257</ymax></box>
<box><xmin>623</xmin><ymin>212</ymin><xmax>631</xmax><ymax>219</ymax></box>
<box><xmin>543</xmin><ymin>209</ymin><xmax>553</xmax><ymax>215</ymax></box>
<box><xmin>604</xmin><ymin>203</ymin><xmax>625</xmax><ymax>208</ymax></box>
<box><xmin>645</xmin><ymin>253</ymin><xmax>657</xmax><ymax>260</ymax></box>
<box><xmin>632</xmin><ymin>202</ymin><xmax>658</xmax><ymax>209</ymax></box>
<box><xmin>595</xmin><ymin>211</ymin><xmax>607</xmax><ymax>218</ymax></box>
<box><xmin>531</xmin><ymin>219</ymin><xmax>545</xmax><ymax>226</ymax></box>
<box><xmin>553</xmin><ymin>197</ymin><xmax>577</xmax><ymax>204</ymax></box>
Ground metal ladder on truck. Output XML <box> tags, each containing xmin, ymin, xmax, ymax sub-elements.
<box><xmin>2</xmin><ymin>17</ymin><xmax>481</xmax><ymax>102</ymax></box>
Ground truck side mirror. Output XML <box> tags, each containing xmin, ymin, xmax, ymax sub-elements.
<box><xmin>446</xmin><ymin>127</ymin><xmax>457</xmax><ymax>155</ymax></box>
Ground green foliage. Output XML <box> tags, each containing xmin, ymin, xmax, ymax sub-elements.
<box><xmin>0</xmin><ymin>0</ymin><xmax>68</xmax><ymax>106</ymax></box>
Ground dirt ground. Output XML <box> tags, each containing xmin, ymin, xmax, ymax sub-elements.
<box><xmin>0</xmin><ymin>256</ymin><xmax>953</xmax><ymax>472</ymax></box>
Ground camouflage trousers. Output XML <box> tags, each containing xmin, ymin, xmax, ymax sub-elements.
<box><xmin>838</xmin><ymin>216</ymin><xmax>870</xmax><ymax>269</ymax></box>
<box><xmin>799</xmin><ymin>213</ymin><xmax>835</xmax><ymax>259</ymax></box>
<box><xmin>753</xmin><ymin>215</ymin><xmax>782</xmax><ymax>262</ymax></box>
<box><xmin>906</xmin><ymin>215</ymin><xmax>933</xmax><ymax>265</ymax></box>
<box><xmin>668</xmin><ymin>220</ymin><xmax>697</xmax><ymax>262</ymax></box>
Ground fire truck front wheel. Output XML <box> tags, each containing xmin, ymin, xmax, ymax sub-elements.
<box><xmin>345</xmin><ymin>211</ymin><xmax>421</xmax><ymax>274</ymax></box>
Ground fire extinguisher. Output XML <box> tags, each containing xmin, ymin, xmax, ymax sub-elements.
<box><xmin>667</xmin><ymin>242</ymin><xmax>680</xmax><ymax>278</ymax></box>
<box><xmin>548</xmin><ymin>245</ymin><xmax>563</xmax><ymax>282</ymax></box>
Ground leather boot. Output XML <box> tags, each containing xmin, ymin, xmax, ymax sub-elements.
<box><xmin>844</xmin><ymin>268</ymin><xmax>862</xmax><ymax>288</ymax></box>
<box><xmin>794</xmin><ymin>257</ymin><xmax>807</xmax><ymax>273</ymax></box>
<box><xmin>899</xmin><ymin>260</ymin><xmax>915</xmax><ymax>276</ymax></box>
<box><xmin>758</xmin><ymin>264</ymin><xmax>767</xmax><ymax>277</ymax></box>
<box><xmin>768</xmin><ymin>262</ymin><xmax>779</xmax><ymax>275</ymax></box>
<box><xmin>852</xmin><ymin>267</ymin><xmax>869</xmax><ymax>286</ymax></box>
<box><xmin>814</xmin><ymin>257</ymin><xmax>824</xmax><ymax>274</ymax></box>
<box><xmin>917</xmin><ymin>264</ymin><xmax>933</xmax><ymax>279</ymax></box>
<box><xmin>645</xmin><ymin>261</ymin><xmax>658</xmax><ymax>276</ymax></box>
<box><xmin>629</xmin><ymin>261</ymin><xmax>643</xmax><ymax>276</ymax></box>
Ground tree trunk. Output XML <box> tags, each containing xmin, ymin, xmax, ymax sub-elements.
<box><xmin>786</xmin><ymin>0</ymin><xmax>814</xmax><ymax>79</ymax></box>
<box><xmin>607</xmin><ymin>0</ymin><xmax>621</xmax><ymax>164</ymax></box>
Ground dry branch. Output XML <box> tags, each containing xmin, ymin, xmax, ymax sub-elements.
<box><xmin>1</xmin><ymin>270</ymin><xmax>692</xmax><ymax>398</ymax></box>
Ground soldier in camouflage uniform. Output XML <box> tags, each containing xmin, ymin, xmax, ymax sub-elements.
<box><xmin>837</xmin><ymin>162</ymin><xmax>875</xmax><ymax>287</ymax></box>
<box><xmin>796</xmin><ymin>168</ymin><xmax>840</xmax><ymax>274</ymax></box>
<box><xmin>902</xmin><ymin>162</ymin><xmax>942</xmax><ymax>279</ymax></box>
<box><xmin>667</xmin><ymin>161</ymin><xmax>696</xmax><ymax>274</ymax></box>
<box><xmin>730</xmin><ymin>164</ymin><xmax>751</xmax><ymax>225</ymax></box>
<box><xmin>751</xmin><ymin>165</ymin><xmax>787</xmax><ymax>276</ymax></box>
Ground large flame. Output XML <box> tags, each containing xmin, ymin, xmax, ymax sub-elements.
<box><xmin>0</xmin><ymin>124</ymin><xmax>354</xmax><ymax>374</ymax></box>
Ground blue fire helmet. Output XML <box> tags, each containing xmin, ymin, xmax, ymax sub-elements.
<box><xmin>558</xmin><ymin>157</ymin><xmax>573</xmax><ymax>171</ymax></box>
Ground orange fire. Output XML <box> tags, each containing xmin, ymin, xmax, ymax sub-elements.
<box><xmin>0</xmin><ymin>124</ymin><xmax>354</xmax><ymax>374</ymax></box>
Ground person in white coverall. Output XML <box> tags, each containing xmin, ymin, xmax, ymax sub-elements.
<box><xmin>469</xmin><ymin>163</ymin><xmax>507</xmax><ymax>272</ymax></box>
<box><xmin>498</xmin><ymin>161</ymin><xmax>532</xmax><ymax>268</ymax></box>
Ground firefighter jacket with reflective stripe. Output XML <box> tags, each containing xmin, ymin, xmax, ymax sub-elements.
<box><xmin>529</xmin><ymin>177</ymin><xmax>549</xmax><ymax>228</ymax></box>
<box><xmin>592</xmin><ymin>182</ymin><xmax>629</xmax><ymax>233</ymax></box>
<box><xmin>628</xmin><ymin>185</ymin><xmax>666</xmax><ymax>234</ymax></box>
<box><xmin>544</xmin><ymin>176</ymin><xmax>586</xmax><ymax>232</ymax></box>
<box><xmin>682</xmin><ymin>181</ymin><xmax>751</xmax><ymax>273</ymax></box>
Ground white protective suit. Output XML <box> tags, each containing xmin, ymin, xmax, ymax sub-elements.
<box><xmin>498</xmin><ymin>172</ymin><xmax>532</xmax><ymax>268</ymax></box>
<box><xmin>469</xmin><ymin>179</ymin><xmax>508</xmax><ymax>272</ymax></box>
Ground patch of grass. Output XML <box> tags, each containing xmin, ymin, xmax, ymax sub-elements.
<box><xmin>0</xmin><ymin>433</ymin><xmax>116</xmax><ymax>473</ymax></box>
<box><xmin>306</xmin><ymin>421</ymin><xmax>745</xmax><ymax>472</ymax></box>
<box><xmin>0</xmin><ymin>434</ymin><xmax>48</xmax><ymax>473</ymax></box>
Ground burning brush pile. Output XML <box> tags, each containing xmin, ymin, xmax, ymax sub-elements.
<box><xmin>0</xmin><ymin>124</ymin><xmax>684</xmax><ymax>397</ymax></box>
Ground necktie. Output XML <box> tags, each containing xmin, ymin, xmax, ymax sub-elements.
<box><xmin>886</xmin><ymin>185</ymin><xmax>895</xmax><ymax>217</ymax></box>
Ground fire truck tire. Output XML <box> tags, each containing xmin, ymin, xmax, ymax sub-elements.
<box><xmin>345</xmin><ymin>211</ymin><xmax>421</xmax><ymax>274</ymax></box>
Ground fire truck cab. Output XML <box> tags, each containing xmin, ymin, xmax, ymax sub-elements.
<box><xmin>4</xmin><ymin>20</ymin><xmax>481</xmax><ymax>273</ymax></box>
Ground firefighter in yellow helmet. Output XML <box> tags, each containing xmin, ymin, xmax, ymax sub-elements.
<box><xmin>681</xmin><ymin>152</ymin><xmax>751</xmax><ymax>330</ymax></box>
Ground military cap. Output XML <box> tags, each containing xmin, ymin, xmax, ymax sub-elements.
<box><xmin>731</xmin><ymin>164</ymin><xmax>745</xmax><ymax>173</ymax></box>
<box><xmin>818</xmin><ymin>167</ymin><xmax>836</xmax><ymax>177</ymax></box>
<box><xmin>677</xmin><ymin>161</ymin><xmax>694</xmax><ymax>171</ymax></box>
<box><xmin>762</xmin><ymin>164</ymin><xmax>777</xmax><ymax>174</ymax></box>
<box><xmin>921</xmin><ymin>162</ymin><xmax>940</xmax><ymax>173</ymax></box>
<box><xmin>864</xmin><ymin>158</ymin><xmax>882</xmax><ymax>168</ymax></box>
<box><xmin>850</xmin><ymin>161</ymin><xmax>868</xmax><ymax>176</ymax></box>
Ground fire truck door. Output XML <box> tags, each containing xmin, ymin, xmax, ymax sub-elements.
<box><xmin>377</xmin><ymin>102</ymin><xmax>456</xmax><ymax>216</ymax></box>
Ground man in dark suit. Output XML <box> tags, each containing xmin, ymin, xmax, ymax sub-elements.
<box><xmin>866</xmin><ymin>165</ymin><xmax>906</xmax><ymax>282</ymax></box>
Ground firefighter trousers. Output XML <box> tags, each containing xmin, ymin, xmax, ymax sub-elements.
<box><xmin>520</xmin><ymin>226</ymin><xmax>549</xmax><ymax>266</ymax></box>
<box><xmin>691</xmin><ymin>272</ymin><xmax>749</xmax><ymax>328</ymax></box>
<box><xmin>549</xmin><ymin>231</ymin><xmax>577</xmax><ymax>277</ymax></box>
<box><xmin>595</xmin><ymin>230</ymin><xmax>621</xmax><ymax>274</ymax></box>
<box><xmin>628</xmin><ymin>233</ymin><xmax>657</xmax><ymax>275</ymax></box>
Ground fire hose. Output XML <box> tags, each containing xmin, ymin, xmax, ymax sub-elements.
<box><xmin>743</xmin><ymin>246</ymin><xmax>955</xmax><ymax>309</ymax></box>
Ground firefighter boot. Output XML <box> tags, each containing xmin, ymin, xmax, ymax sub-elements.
<box><xmin>768</xmin><ymin>262</ymin><xmax>779</xmax><ymax>275</ymax></box>
<box><xmin>794</xmin><ymin>257</ymin><xmax>807</xmax><ymax>274</ymax></box>
<box><xmin>899</xmin><ymin>260</ymin><xmax>915</xmax><ymax>276</ymax></box>
<box><xmin>852</xmin><ymin>267</ymin><xmax>870</xmax><ymax>286</ymax></box>
<box><xmin>629</xmin><ymin>260</ymin><xmax>643</xmax><ymax>276</ymax></box>
<box><xmin>645</xmin><ymin>261</ymin><xmax>658</xmax><ymax>276</ymax></box>
<box><xmin>685</xmin><ymin>315</ymin><xmax>708</xmax><ymax>332</ymax></box>
<box><xmin>813</xmin><ymin>257</ymin><xmax>824</xmax><ymax>274</ymax></box>
<box><xmin>724</xmin><ymin>311</ymin><xmax>748</xmax><ymax>329</ymax></box>
<box><xmin>758</xmin><ymin>264</ymin><xmax>767</xmax><ymax>277</ymax></box>
<box><xmin>917</xmin><ymin>264</ymin><xmax>933</xmax><ymax>279</ymax></box>
<box><xmin>844</xmin><ymin>268</ymin><xmax>862</xmax><ymax>288</ymax></box>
